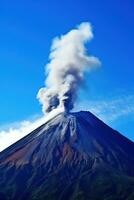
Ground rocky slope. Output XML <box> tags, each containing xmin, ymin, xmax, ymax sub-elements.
<box><xmin>0</xmin><ymin>111</ymin><xmax>134</xmax><ymax>200</ymax></box>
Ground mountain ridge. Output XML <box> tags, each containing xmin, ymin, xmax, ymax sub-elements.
<box><xmin>0</xmin><ymin>111</ymin><xmax>134</xmax><ymax>200</ymax></box>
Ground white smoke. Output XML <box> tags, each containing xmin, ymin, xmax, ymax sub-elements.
<box><xmin>37</xmin><ymin>22</ymin><xmax>101</xmax><ymax>114</ymax></box>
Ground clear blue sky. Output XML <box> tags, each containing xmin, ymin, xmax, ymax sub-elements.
<box><xmin>0</xmin><ymin>0</ymin><xmax>134</xmax><ymax>140</ymax></box>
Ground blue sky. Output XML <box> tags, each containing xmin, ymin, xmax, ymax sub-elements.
<box><xmin>0</xmin><ymin>0</ymin><xmax>134</xmax><ymax>142</ymax></box>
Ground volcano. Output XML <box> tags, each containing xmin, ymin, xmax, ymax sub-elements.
<box><xmin>0</xmin><ymin>111</ymin><xmax>134</xmax><ymax>200</ymax></box>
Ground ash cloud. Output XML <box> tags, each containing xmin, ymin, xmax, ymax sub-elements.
<box><xmin>37</xmin><ymin>22</ymin><xmax>101</xmax><ymax>114</ymax></box>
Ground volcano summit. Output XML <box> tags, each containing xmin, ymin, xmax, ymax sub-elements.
<box><xmin>0</xmin><ymin>111</ymin><xmax>134</xmax><ymax>200</ymax></box>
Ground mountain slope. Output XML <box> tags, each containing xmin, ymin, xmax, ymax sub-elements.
<box><xmin>0</xmin><ymin>111</ymin><xmax>134</xmax><ymax>200</ymax></box>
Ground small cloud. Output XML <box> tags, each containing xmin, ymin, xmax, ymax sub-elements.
<box><xmin>75</xmin><ymin>94</ymin><xmax>134</xmax><ymax>123</ymax></box>
<box><xmin>0</xmin><ymin>117</ymin><xmax>44</xmax><ymax>152</ymax></box>
<box><xmin>0</xmin><ymin>106</ymin><xmax>64</xmax><ymax>152</ymax></box>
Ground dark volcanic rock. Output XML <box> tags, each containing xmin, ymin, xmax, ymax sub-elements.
<box><xmin>0</xmin><ymin>111</ymin><xmax>134</xmax><ymax>200</ymax></box>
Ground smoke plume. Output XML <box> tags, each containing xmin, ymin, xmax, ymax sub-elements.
<box><xmin>37</xmin><ymin>22</ymin><xmax>101</xmax><ymax>114</ymax></box>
